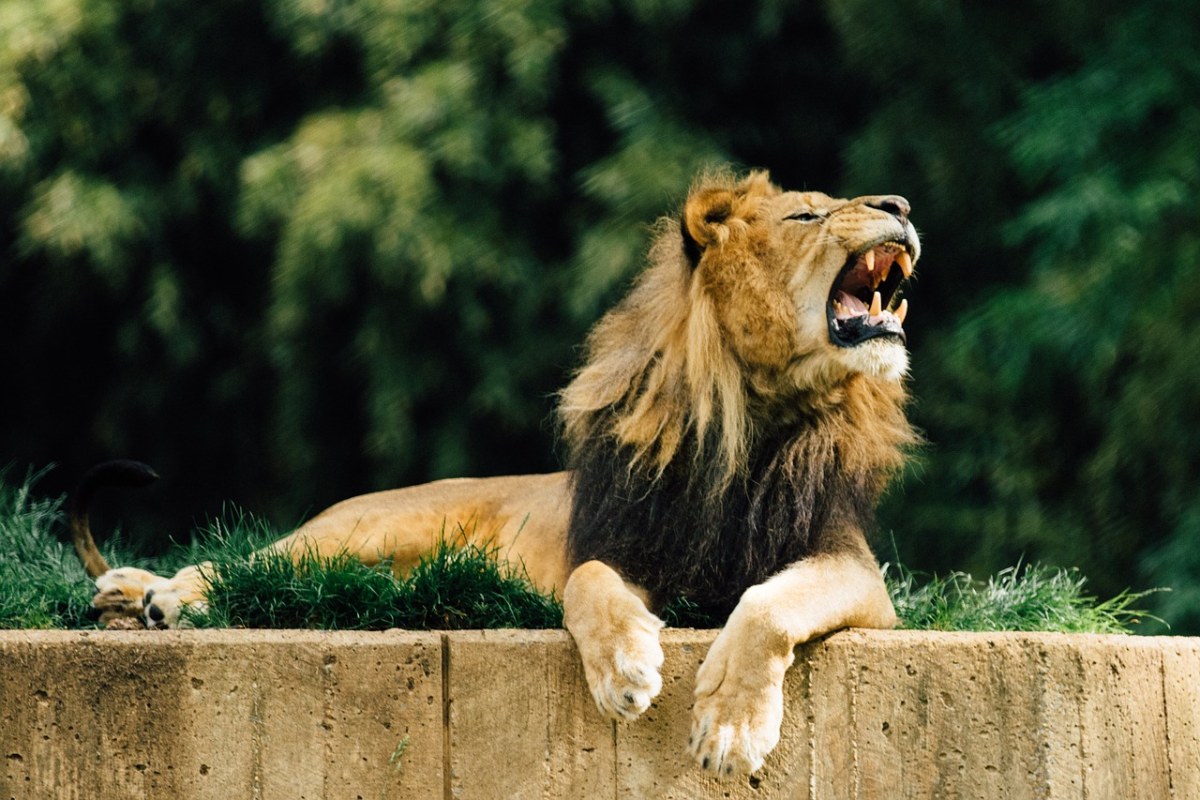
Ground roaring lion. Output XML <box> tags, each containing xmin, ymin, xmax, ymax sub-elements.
<box><xmin>75</xmin><ymin>169</ymin><xmax>919</xmax><ymax>777</ymax></box>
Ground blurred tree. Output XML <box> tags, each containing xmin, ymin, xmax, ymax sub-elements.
<box><xmin>0</xmin><ymin>0</ymin><xmax>351</xmax><ymax>531</ymax></box>
<box><xmin>846</xmin><ymin>0</ymin><xmax>1200</xmax><ymax>630</ymax></box>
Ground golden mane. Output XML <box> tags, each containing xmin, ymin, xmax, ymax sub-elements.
<box><xmin>559</xmin><ymin>171</ymin><xmax>780</xmax><ymax>488</ymax></box>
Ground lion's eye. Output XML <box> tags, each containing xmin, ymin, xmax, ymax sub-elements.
<box><xmin>785</xmin><ymin>211</ymin><xmax>822</xmax><ymax>223</ymax></box>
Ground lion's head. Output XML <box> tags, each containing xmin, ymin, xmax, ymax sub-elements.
<box><xmin>561</xmin><ymin>170</ymin><xmax>919</xmax><ymax>485</ymax></box>
<box><xmin>681</xmin><ymin>170</ymin><xmax>918</xmax><ymax>383</ymax></box>
<box><xmin>560</xmin><ymin>170</ymin><xmax>921</xmax><ymax>613</ymax></box>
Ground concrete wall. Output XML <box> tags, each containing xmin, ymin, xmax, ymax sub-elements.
<box><xmin>1</xmin><ymin>628</ymin><xmax>1196</xmax><ymax>799</ymax></box>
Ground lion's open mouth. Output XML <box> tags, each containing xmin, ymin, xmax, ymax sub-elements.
<box><xmin>828</xmin><ymin>241</ymin><xmax>913</xmax><ymax>347</ymax></box>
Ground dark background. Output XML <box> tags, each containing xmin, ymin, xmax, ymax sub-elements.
<box><xmin>2</xmin><ymin>0</ymin><xmax>1197</xmax><ymax>630</ymax></box>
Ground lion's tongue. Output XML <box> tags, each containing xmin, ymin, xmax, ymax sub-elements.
<box><xmin>835</xmin><ymin>291</ymin><xmax>868</xmax><ymax>320</ymax></box>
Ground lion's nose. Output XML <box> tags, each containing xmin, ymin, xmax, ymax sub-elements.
<box><xmin>866</xmin><ymin>196</ymin><xmax>910</xmax><ymax>222</ymax></box>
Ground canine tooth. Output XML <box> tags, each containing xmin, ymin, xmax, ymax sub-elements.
<box><xmin>897</xmin><ymin>250</ymin><xmax>913</xmax><ymax>278</ymax></box>
<box><xmin>870</xmin><ymin>291</ymin><xmax>882</xmax><ymax>316</ymax></box>
<box><xmin>864</xmin><ymin>249</ymin><xmax>875</xmax><ymax>272</ymax></box>
<box><xmin>895</xmin><ymin>298</ymin><xmax>908</xmax><ymax>323</ymax></box>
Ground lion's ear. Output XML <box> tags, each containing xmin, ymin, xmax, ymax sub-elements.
<box><xmin>683</xmin><ymin>187</ymin><xmax>737</xmax><ymax>261</ymax></box>
<box><xmin>681</xmin><ymin>172</ymin><xmax>773</xmax><ymax>265</ymax></box>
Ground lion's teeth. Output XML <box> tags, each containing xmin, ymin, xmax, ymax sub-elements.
<box><xmin>870</xmin><ymin>291</ymin><xmax>882</xmax><ymax>316</ymax></box>
<box><xmin>897</xmin><ymin>250</ymin><xmax>912</xmax><ymax>278</ymax></box>
<box><xmin>864</xmin><ymin>249</ymin><xmax>875</xmax><ymax>272</ymax></box>
<box><xmin>895</xmin><ymin>298</ymin><xmax>908</xmax><ymax>323</ymax></box>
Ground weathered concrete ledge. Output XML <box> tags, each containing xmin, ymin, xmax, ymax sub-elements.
<box><xmin>1</xmin><ymin>629</ymin><xmax>1196</xmax><ymax>799</ymax></box>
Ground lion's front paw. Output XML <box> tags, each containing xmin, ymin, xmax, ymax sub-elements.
<box><xmin>591</xmin><ymin>636</ymin><xmax>664</xmax><ymax>721</ymax></box>
<box><xmin>689</xmin><ymin>681</ymin><xmax>783</xmax><ymax>777</ymax></box>
<box><xmin>688</xmin><ymin>635</ymin><xmax>787</xmax><ymax>777</ymax></box>
<box><xmin>563</xmin><ymin>560</ymin><xmax>666</xmax><ymax>722</ymax></box>
<box><xmin>576</xmin><ymin>608</ymin><xmax>665</xmax><ymax>721</ymax></box>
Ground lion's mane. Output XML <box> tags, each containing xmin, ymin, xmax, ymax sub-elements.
<box><xmin>559</xmin><ymin>172</ymin><xmax>916</xmax><ymax>616</ymax></box>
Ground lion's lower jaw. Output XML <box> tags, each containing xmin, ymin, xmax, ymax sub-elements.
<box><xmin>836</xmin><ymin>340</ymin><xmax>910</xmax><ymax>383</ymax></box>
<box><xmin>787</xmin><ymin>342</ymin><xmax>909</xmax><ymax>397</ymax></box>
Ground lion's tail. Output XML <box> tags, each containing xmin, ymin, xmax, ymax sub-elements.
<box><xmin>68</xmin><ymin>460</ymin><xmax>159</xmax><ymax>578</ymax></box>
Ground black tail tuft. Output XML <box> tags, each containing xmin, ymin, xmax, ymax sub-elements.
<box><xmin>68</xmin><ymin>460</ymin><xmax>160</xmax><ymax>578</ymax></box>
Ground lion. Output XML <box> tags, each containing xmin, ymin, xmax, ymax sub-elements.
<box><xmin>75</xmin><ymin>169</ymin><xmax>920</xmax><ymax>777</ymax></box>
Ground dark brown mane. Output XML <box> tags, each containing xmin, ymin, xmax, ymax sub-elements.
<box><xmin>566</xmin><ymin>377</ymin><xmax>912</xmax><ymax>618</ymax></box>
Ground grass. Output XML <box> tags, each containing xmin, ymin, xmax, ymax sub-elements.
<box><xmin>0</xmin><ymin>466</ymin><xmax>93</xmax><ymax>628</ymax></box>
<box><xmin>0</xmin><ymin>465</ymin><xmax>151</xmax><ymax>628</ymax></box>
<box><xmin>184</xmin><ymin>513</ymin><xmax>563</xmax><ymax>630</ymax></box>
<box><xmin>389</xmin><ymin>735</ymin><xmax>410</xmax><ymax>773</ymax></box>
<box><xmin>885</xmin><ymin>562</ymin><xmax>1163</xmax><ymax>634</ymax></box>
<box><xmin>0</xmin><ymin>467</ymin><xmax>1163</xmax><ymax>634</ymax></box>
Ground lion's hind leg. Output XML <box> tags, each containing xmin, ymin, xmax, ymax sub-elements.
<box><xmin>141</xmin><ymin>564</ymin><xmax>211</xmax><ymax>629</ymax></box>
<box><xmin>563</xmin><ymin>560</ymin><xmax>665</xmax><ymax>721</ymax></box>
<box><xmin>91</xmin><ymin>564</ymin><xmax>212</xmax><ymax>629</ymax></box>
<box><xmin>91</xmin><ymin>566</ymin><xmax>161</xmax><ymax>626</ymax></box>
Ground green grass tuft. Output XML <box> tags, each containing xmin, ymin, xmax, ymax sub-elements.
<box><xmin>886</xmin><ymin>562</ymin><xmax>1163</xmax><ymax>634</ymax></box>
<box><xmin>660</xmin><ymin>596</ymin><xmax>726</xmax><ymax>629</ymax></box>
<box><xmin>0</xmin><ymin>467</ymin><xmax>88</xmax><ymax>628</ymax></box>
<box><xmin>401</xmin><ymin>536</ymin><xmax>563</xmax><ymax>629</ymax></box>
<box><xmin>0</xmin><ymin>466</ymin><xmax>142</xmax><ymax>628</ymax></box>
<box><xmin>186</xmin><ymin>513</ymin><xmax>563</xmax><ymax>630</ymax></box>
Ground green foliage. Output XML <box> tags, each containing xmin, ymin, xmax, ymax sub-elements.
<box><xmin>865</xmin><ymin>0</ymin><xmax>1200</xmax><ymax>632</ymax></box>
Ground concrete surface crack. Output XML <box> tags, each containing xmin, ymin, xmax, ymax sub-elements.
<box><xmin>1159</xmin><ymin>649</ymin><xmax>1174</xmax><ymax>795</ymax></box>
<box><xmin>442</xmin><ymin>633</ymin><xmax>452</xmax><ymax>800</ymax></box>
